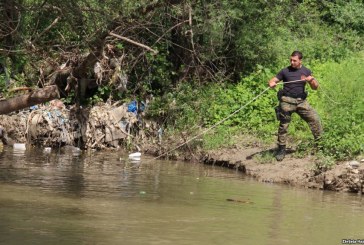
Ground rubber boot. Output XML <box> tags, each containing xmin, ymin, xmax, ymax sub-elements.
<box><xmin>276</xmin><ymin>145</ymin><xmax>286</xmax><ymax>161</ymax></box>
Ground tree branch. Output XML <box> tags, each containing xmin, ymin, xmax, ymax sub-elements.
<box><xmin>0</xmin><ymin>85</ymin><xmax>59</xmax><ymax>115</ymax></box>
<box><xmin>34</xmin><ymin>16</ymin><xmax>61</xmax><ymax>41</ymax></box>
<box><xmin>109</xmin><ymin>32</ymin><xmax>158</xmax><ymax>55</ymax></box>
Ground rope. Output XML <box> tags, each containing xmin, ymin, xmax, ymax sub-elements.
<box><xmin>153</xmin><ymin>86</ymin><xmax>271</xmax><ymax>160</ymax></box>
<box><xmin>284</xmin><ymin>79</ymin><xmax>340</xmax><ymax>104</ymax></box>
<box><xmin>152</xmin><ymin>78</ymin><xmax>338</xmax><ymax>160</ymax></box>
<box><xmin>318</xmin><ymin>86</ymin><xmax>341</xmax><ymax>105</ymax></box>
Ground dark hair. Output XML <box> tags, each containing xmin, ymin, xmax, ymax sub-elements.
<box><xmin>291</xmin><ymin>50</ymin><xmax>303</xmax><ymax>59</ymax></box>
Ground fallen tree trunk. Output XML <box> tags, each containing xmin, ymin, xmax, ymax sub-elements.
<box><xmin>0</xmin><ymin>85</ymin><xmax>59</xmax><ymax>115</ymax></box>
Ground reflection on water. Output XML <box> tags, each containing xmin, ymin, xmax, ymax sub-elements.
<box><xmin>1</xmin><ymin>146</ymin><xmax>364</xmax><ymax>245</ymax></box>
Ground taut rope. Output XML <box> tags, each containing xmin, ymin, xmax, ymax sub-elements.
<box><xmin>153</xmin><ymin>79</ymin><xmax>334</xmax><ymax>160</ymax></box>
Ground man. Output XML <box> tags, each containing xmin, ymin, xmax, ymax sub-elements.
<box><xmin>268</xmin><ymin>51</ymin><xmax>323</xmax><ymax>161</ymax></box>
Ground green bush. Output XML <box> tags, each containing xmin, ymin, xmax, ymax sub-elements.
<box><xmin>201</xmin><ymin>67</ymin><xmax>277</xmax><ymax>136</ymax></box>
<box><xmin>311</xmin><ymin>55</ymin><xmax>364</xmax><ymax>159</ymax></box>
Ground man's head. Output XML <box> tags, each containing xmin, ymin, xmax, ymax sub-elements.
<box><xmin>290</xmin><ymin>50</ymin><xmax>303</xmax><ymax>69</ymax></box>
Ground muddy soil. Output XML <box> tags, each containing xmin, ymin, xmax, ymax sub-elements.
<box><xmin>201</xmin><ymin>143</ymin><xmax>364</xmax><ymax>194</ymax></box>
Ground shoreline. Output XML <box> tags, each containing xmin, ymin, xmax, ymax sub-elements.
<box><xmin>2</xmin><ymin>135</ymin><xmax>364</xmax><ymax>194</ymax></box>
<box><xmin>1</xmin><ymin>105</ymin><xmax>363</xmax><ymax>195</ymax></box>
<box><xmin>199</xmin><ymin>144</ymin><xmax>364</xmax><ymax>194</ymax></box>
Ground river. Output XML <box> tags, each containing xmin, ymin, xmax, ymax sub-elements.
<box><xmin>0</xmin><ymin>146</ymin><xmax>363</xmax><ymax>245</ymax></box>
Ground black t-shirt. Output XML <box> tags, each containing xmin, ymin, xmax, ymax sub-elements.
<box><xmin>275</xmin><ymin>65</ymin><xmax>311</xmax><ymax>95</ymax></box>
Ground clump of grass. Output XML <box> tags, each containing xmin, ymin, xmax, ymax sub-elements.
<box><xmin>312</xmin><ymin>152</ymin><xmax>336</xmax><ymax>173</ymax></box>
<box><xmin>202</xmin><ymin>126</ymin><xmax>237</xmax><ymax>150</ymax></box>
<box><xmin>252</xmin><ymin>149</ymin><xmax>276</xmax><ymax>164</ymax></box>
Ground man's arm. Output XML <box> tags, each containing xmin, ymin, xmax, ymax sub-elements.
<box><xmin>268</xmin><ymin>77</ymin><xmax>280</xmax><ymax>88</ymax></box>
<box><xmin>305</xmin><ymin>75</ymin><xmax>319</xmax><ymax>90</ymax></box>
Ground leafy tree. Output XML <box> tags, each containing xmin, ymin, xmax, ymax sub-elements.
<box><xmin>0</xmin><ymin>0</ymin><xmax>363</xmax><ymax>100</ymax></box>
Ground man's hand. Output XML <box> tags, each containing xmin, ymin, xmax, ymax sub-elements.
<box><xmin>305</xmin><ymin>75</ymin><xmax>319</xmax><ymax>90</ymax></box>
<box><xmin>268</xmin><ymin>77</ymin><xmax>279</xmax><ymax>88</ymax></box>
<box><xmin>305</xmin><ymin>75</ymin><xmax>314</xmax><ymax>82</ymax></box>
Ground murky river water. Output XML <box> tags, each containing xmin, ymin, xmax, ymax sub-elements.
<box><xmin>0</xmin><ymin>147</ymin><xmax>364</xmax><ymax>245</ymax></box>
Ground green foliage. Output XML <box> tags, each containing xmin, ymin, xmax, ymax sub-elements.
<box><xmin>201</xmin><ymin>67</ymin><xmax>277</xmax><ymax>138</ymax></box>
<box><xmin>193</xmin><ymin>0</ymin><xmax>363</xmax><ymax>74</ymax></box>
<box><xmin>313</xmin><ymin>152</ymin><xmax>336</xmax><ymax>172</ymax></box>
<box><xmin>62</xmin><ymin>91</ymin><xmax>75</xmax><ymax>105</ymax></box>
<box><xmin>0</xmin><ymin>74</ymin><xmax>7</xmax><ymax>94</ymax></box>
<box><xmin>86</xmin><ymin>86</ymin><xmax>112</xmax><ymax>105</ymax></box>
<box><xmin>147</xmin><ymin>82</ymin><xmax>201</xmax><ymax>132</ymax></box>
<box><xmin>311</xmin><ymin>55</ymin><xmax>364</xmax><ymax>159</ymax></box>
<box><xmin>321</xmin><ymin>0</ymin><xmax>364</xmax><ymax>34</ymax></box>
<box><xmin>3</xmin><ymin>0</ymin><xmax>364</xmax><ymax>91</ymax></box>
<box><xmin>146</xmin><ymin>67</ymin><xmax>277</xmax><ymax>149</ymax></box>
<box><xmin>144</xmin><ymin>48</ymin><xmax>173</xmax><ymax>95</ymax></box>
<box><xmin>202</xmin><ymin>126</ymin><xmax>238</xmax><ymax>150</ymax></box>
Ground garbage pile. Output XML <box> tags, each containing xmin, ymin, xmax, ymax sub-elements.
<box><xmin>0</xmin><ymin>99</ymin><xmax>155</xmax><ymax>150</ymax></box>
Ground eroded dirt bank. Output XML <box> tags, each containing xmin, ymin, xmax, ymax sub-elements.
<box><xmin>202</xmin><ymin>144</ymin><xmax>364</xmax><ymax>194</ymax></box>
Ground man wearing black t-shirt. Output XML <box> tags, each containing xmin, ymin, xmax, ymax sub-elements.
<box><xmin>268</xmin><ymin>51</ymin><xmax>323</xmax><ymax>161</ymax></box>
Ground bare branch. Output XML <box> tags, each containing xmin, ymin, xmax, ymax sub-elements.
<box><xmin>154</xmin><ymin>20</ymin><xmax>189</xmax><ymax>44</ymax></box>
<box><xmin>0</xmin><ymin>48</ymin><xmax>25</xmax><ymax>54</ymax></box>
<box><xmin>109</xmin><ymin>32</ymin><xmax>158</xmax><ymax>55</ymax></box>
<box><xmin>34</xmin><ymin>16</ymin><xmax>61</xmax><ymax>41</ymax></box>
<box><xmin>0</xmin><ymin>8</ymin><xmax>21</xmax><ymax>39</ymax></box>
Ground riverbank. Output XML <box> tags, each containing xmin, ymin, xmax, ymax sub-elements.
<box><xmin>200</xmin><ymin>143</ymin><xmax>364</xmax><ymax>193</ymax></box>
<box><xmin>1</xmin><ymin>104</ymin><xmax>363</xmax><ymax>195</ymax></box>
<box><xmin>143</xmin><ymin>131</ymin><xmax>364</xmax><ymax>194</ymax></box>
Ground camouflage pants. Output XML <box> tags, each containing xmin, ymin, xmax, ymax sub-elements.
<box><xmin>277</xmin><ymin>96</ymin><xmax>323</xmax><ymax>146</ymax></box>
